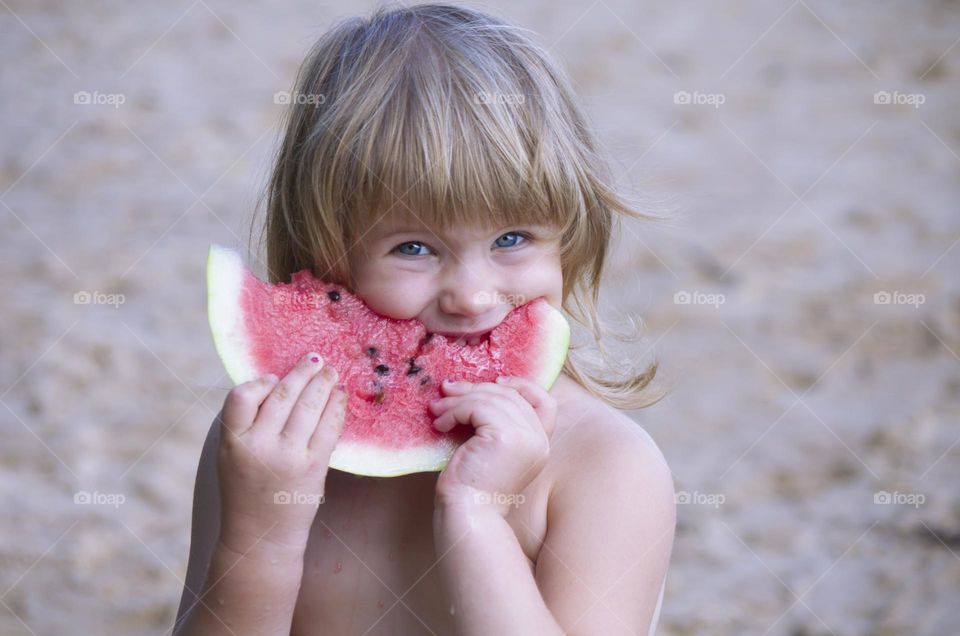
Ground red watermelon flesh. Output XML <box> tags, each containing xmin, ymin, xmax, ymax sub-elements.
<box><xmin>206</xmin><ymin>244</ymin><xmax>570</xmax><ymax>477</ymax></box>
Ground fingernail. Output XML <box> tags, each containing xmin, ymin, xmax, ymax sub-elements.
<box><xmin>264</xmin><ymin>373</ymin><xmax>278</xmax><ymax>383</ymax></box>
<box><xmin>495</xmin><ymin>376</ymin><xmax>507</xmax><ymax>383</ymax></box>
<box><xmin>443</xmin><ymin>379</ymin><xmax>457</xmax><ymax>386</ymax></box>
<box><xmin>308</xmin><ymin>353</ymin><xmax>321</xmax><ymax>364</ymax></box>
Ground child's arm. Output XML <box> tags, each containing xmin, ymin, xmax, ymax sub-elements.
<box><xmin>173</xmin><ymin>354</ymin><xmax>347</xmax><ymax>635</ymax></box>
<box><xmin>431</xmin><ymin>385</ymin><xmax>675</xmax><ymax>635</ymax></box>
<box><xmin>172</xmin><ymin>412</ymin><xmax>308</xmax><ymax>636</ymax></box>
<box><xmin>429</xmin><ymin>376</ymin><xmax>565</xmax><ymax>633</ymax></box>
<box><xmin>172</xmin><ymin>408</ymin><xmax>222</xmax><ymax>630</ymax></box>
<box><xmin>434</xmin><ymin>502</ymin><xmax>566</xmax><ymax>634</ymax></box>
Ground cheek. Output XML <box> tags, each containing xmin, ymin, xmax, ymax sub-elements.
<box><xmin>518</xmin><ymin>252</ymin><xmax>563</xmax><ymax>309</ymax></box>
<box><xmin>352</xmin><ymin>266</ymin><xmax>426</xmax><ymax>320</ymax></box>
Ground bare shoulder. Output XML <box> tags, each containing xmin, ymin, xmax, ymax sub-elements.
<box><xmin>534</xmin><ymin>375</ymin><xmax>675</xmax><ymax>633</ymax></box>
<box><xmin>546</xmin><ymin>374</ymin><xmax>674</xmax><ymax>499</ymax></box>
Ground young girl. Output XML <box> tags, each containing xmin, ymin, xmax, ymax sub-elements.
<box><xmin>174</xmin><ymin>3</ymin><xmax>675</xmax><ymax>634</ymax></box>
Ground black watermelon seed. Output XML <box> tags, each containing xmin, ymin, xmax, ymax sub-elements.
<box><xmin>373</xmin><ymin>391</ymin><xmax>385</xmax><ymax>404</ymax></box>
<box><xmin>375</xmin><ymin>364</ymin><xmax>390</xmax><ymax>375</ymax></box>
<box><xmin>327</xmin><ymin>290</ymin><xmax>341</xmax><ymax>301</ymax></box>
<box><xmin>366</xmin><ymin>347</ymin><xmax>377</xmax><ymax>357</ymax></box>
<box><xmin>406</xmin><ymin>357</ymin><xmax>421</xmax><ymax>375</ymax></box>
<box><xmin>420</xmin><ymin>375</ymin><xmax>431</xmax><ymax>386</ymax></box>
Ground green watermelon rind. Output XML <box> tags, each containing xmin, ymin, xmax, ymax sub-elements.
<box><xmin>205</xmin><ymin>243</ymin><xmax>571</xmax><ymax>478</ymax></box>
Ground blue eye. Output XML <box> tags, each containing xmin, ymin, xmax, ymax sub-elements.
<box><xmin>394</xmin><ymin>241</ymin><xmax>431</xmax><ymax>256</ymax></box>
<box><xmin>392</xmin><ymin>232</ymin><xmax>529</xmax><ymax>257</ymax></box>
<box><xmin>494</xmin><ymin>232</ymin><xmax>527</xmax><ymax>248</ymax></box>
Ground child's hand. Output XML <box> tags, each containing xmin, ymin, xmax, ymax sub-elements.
<box><xmin>429</xmin><ymin>376</ymin><xmax>556</xmax><ymax>517</ymax></box>
<box><xmin>215</xmin><ymin>353</ymin><xmax>346</xmax><ymax>554</ymax></box>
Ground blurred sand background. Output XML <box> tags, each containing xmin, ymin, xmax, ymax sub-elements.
<box><xmin>1</xmin><ymin>0</ymin><xmax>958</xmax><ymax>634</ymax></box>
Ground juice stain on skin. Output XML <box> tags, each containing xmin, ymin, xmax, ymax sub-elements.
<box><xmin>377</xmin><ymin>600</ymin><xmax>385</xmax><ymax>611</ymax></box>
<box><xmin>333</xmin><ymin>560</ymin><xmax>343</xmax><ymax>574</ymax></box>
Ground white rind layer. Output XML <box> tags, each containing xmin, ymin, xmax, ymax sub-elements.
<box><xmin>207</xmin><ymin>244</ymin><xmax>259</xmax><ymax>385</ymax></box>
<box><xmin>529</xmin><ymin>301</ymin><xmax>571</xmax><ymax>388</ymax></box>
<box><xmin>329</xmin><ymin>439</ymin><xmax>458</xmax><ymax>477</ymax></box>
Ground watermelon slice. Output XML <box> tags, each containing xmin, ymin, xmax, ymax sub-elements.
<box><xmin>206</xmin><ymin>244</ymin><xmax>570</xmax><ymax>477</ymax></box>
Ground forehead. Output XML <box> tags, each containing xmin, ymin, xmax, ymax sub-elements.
<box><xmin>367</xmin><ymin>208</ymin><xmax>514</xmax><ymax>240</ymax></box>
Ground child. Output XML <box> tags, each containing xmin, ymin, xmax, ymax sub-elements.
<box><xmin>174</xmin><ymin>3</ymin><xmax>675</xmax><ymax>634</ymax></box>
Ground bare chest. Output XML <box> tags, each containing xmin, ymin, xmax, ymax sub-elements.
<box><xmin>290</xmin><ymin>470</ymin><xmax>549</xmax><ymax>635</ymax></box>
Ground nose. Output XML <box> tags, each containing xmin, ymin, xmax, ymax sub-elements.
<box><xmin>438</xmin><ymin>262</ymin><xmax>498</xmax><ymax>318</ymax></box>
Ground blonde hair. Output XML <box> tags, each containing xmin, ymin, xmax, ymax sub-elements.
<box><xmin>255</xmin><ymin>2</ymin><xmax>669</xmax><ymax>410</ymax></box>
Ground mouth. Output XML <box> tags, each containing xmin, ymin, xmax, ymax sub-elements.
<box><xmin>432</xmin><ymin>329</ymin><xmax>494</xmax><ymax>346</ymax></box>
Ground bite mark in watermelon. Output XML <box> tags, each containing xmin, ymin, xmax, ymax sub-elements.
<box><xmin>206</xmin><ymin>244</ymin><xmax>570</xmax><ymax>477</ymax></box>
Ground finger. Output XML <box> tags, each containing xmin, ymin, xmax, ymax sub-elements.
<box><xmin>431</xmin><ymin>388</ymin><xmax>517</xmax><ymax>415</ymax></box>
<box><xmin>282</xmin><ymin>364</ymin><xmax>339</xmax><ymax>442</ymax></box>
<box><xmin>439</xmin><ymin>379</ymin><xmax>481</xmax><ymax>395</ymax></box>
<box><xmin>253</xmin><ymin>352</ymin><xmax>326</xmax><ymax>435</ymax></box>
<box><xmin>222</xmin><ymin>374</ymin><xmax>279</xmax><ymax>437</ymax></box>
<box><xmin>432</xmin><ymin>394</ymin><xmax>513</xmax><ymax>433</ymax></box>
<box><xmin>308</xmin><ymin>383</ymin><xmax>348</xmax><ymax>456</ymax></box>
<box><xmin>441</xmin><ymin>379</ymin><xmax>531</xmax><ymax>414</ymax></box>
<box><xmin>429</xmin><ymin>392</ymin><xmax>517</xmax><ymax>419</ymax></box>
<box><xmin>495</xmin><ymin>376</ymin><xmax>557</xmax><ymax>436</ymax></box>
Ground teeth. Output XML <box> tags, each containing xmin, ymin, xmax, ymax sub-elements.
<box><xmin>437</xmin><ymin>331</ymin><xmax>489</xmax><ymax>345</ymax></box>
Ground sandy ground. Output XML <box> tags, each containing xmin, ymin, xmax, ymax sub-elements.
<box><xmin>1</xmin><ymin>0</ymin><xmax>958</xmax><ymax>634</ymax></box>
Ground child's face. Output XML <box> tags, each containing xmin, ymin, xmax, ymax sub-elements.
<box><xmin>348</xmin><ymin>212</ymin><xmax>563</xmax><ymax>344</ymax></box>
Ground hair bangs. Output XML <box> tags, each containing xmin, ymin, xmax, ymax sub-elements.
<box><xmin>332</xmin><ymin>17</ymin><xmax>583</xmax><ymax>244</ymax></box>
